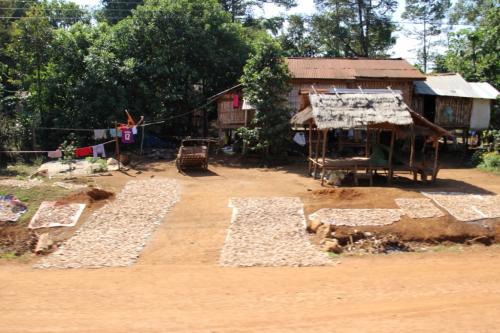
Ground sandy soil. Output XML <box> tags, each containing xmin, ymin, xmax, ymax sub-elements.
<box><xmin>1</xmin><ymin>160</ymin><xmax>500</xmax><ymax>332</ymax></box>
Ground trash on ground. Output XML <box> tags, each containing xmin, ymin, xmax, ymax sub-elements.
<box><xmin>0</xmin><ymin>195</ymin><xmax>28</xmax><ymax>222</ymax></box>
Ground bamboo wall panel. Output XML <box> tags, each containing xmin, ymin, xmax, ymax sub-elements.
<box><xmin>435</xmin><ymin>96</ymin><xmax>472</xmax><ymax>128</ymax></box>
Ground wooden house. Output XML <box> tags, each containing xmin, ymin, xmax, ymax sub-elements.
<box><xmin>413</xmin><ymin>73</ymin><xmax>499</xmax><ymax>131</ymax></box>
<box><xmin>214</xmin><ymin>57</ymin><xmax>425</xmax><ymax>140</ymax></box>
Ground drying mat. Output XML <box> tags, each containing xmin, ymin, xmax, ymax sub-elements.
<box><xmin>421</xmin><ymin>192</ymin><xmax>500</xmax><ymax>222</ymax></box>
<box><xmin>309</xmin><ymin>208</ymin><xmax>402</xmax><ymax>226</ymax></box>
<box><xmin>220</xmin><ymin>197</ymin><xmax>331</xmax><ymax>267</ymax></box>
<box><xmin>28</xmin><ymin>202</ymin><xmax>85</xmax><ymax>229</ymax></box>
<box><xmin>395</xmin><ymin>198</ymin><xmax>445</xmax><ymax>219</ymax></box>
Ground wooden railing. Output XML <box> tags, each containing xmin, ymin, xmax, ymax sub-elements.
<box><xmin>218</xmin><ymin>109</ymin><xmax>254</xmax><ymax>127</ymax></box>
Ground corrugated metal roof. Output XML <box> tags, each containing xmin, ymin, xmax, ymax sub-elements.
<box><xmin>414</xmin><ymin>74</ymin><xmax>477</xmax><ymax>98</ymax></box>
<box><xmin>414</xmin><ymin>73</ymin><xmax>498</xmax><ymax>99</ymax></box>
<box><xmin>286</xmin><ymin>58</ymin><xmax>426</xmax><ymax>80</ymax></box>
<box><xmin>469</xmin><ymin>82</ymin><xmax>499</xmax><ymax>99</ymax></box>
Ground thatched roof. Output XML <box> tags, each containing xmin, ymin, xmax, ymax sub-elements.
<box><xmin>290</xmin><ymin>106</ymin><xmax>313</xmax><ymax>125</ymax></box>
<box><xmin>308</xmin><ymin>93</ymin><xmax>413</xmax><ymax>130</ymax></box>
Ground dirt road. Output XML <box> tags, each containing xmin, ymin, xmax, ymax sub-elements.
<box><xmin>1</xmin><ymin>162</ymin><xmax>500</xmax><ymax>332</ymax></box>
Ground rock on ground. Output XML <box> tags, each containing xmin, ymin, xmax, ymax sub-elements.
<box><xmin>220</xmin><ymin>197</ymin><xmax>331</xmax><ymax>267</ymax></box>
<box><xmin>35</xmin><ymin>178</ymin><xmax>180</xmax><ymax>269</ymax></box>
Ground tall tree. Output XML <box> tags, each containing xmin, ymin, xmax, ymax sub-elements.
<box><xmin>219</xmin><ymin>0</ymin><xmax>296</xmax><ymax>22</ymax></box>
<box><xmin>312</xmin><ymin>0</ymin><xmax>397</xmax><ymax>57</ymax></box>
<box><xmin>238</xmin><ymin>39</ymin><xmax>292</xmax><ymax>156</ymax></box>
<box><xmin>101</xmin><ymin>0</ymin><xmax>143</xmax><ymax>24</ymax></box>
<box><xmin>443</xmin><ymin>5</ymin><xmax>499</xmax><ymax>87</ymax></box>
<box><xmin>8</xmin><ymin>5</ymin><xmax>54</xmax><ymax>147</ymax></box>
<box><xmin>401</xmin><ymin>0</ymin><xmax>451</xmax><ymax>73</ymax></box>
<box><xmin>279</xmin><ymin>14</ymin><xmax>318</xmax><ymax>56</ymax></box>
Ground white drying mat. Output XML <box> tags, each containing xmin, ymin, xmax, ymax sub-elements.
<box><xmin>309</xmin><ymin>208</ymin><xmax>402</xmax><ymax>227</ymax></box>
<box><xmin>395</xmin><ymin>198</ymin><xmax>445</xmax><ymax>219</ymax></box>
<box><xmin>29</xmin><ymin>202</ymin><xmax>85</xmax><ymax>229</ymax></box>
<box><xmin>421</xmin><ymin>192</ymin><xmax>500</xmax><ymax>222</ymax></box>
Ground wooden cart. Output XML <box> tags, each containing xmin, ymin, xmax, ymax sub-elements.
<box><xmin>175</xmin><ymin>138</ymin><xmax>213</xmax><ymax>171</ymax></box>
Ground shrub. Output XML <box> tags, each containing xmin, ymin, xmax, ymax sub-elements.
<box><xmin>478</xmin><ymin>152</ymin><xmax>500</xmax><ymax>173</ymax></box>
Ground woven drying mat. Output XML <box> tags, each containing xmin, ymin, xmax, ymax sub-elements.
<box><xmin>28</xmin><ymin>201</ymin><xmax>85</xmax><ymax>229</ymax></box>
<box><xmin>421</xmin><ymin>192</ymin><xmax>500</xmax><ymax>222</ymax></box>
<box><xmin>395</xmin><ymin>198</ymin><xmax>445</xmax><ymax>219</ymax></box>
<box><xmin>309</xmin><ymin>208</ymin><xmax>402</xmax><ymax>227</ymax></box>
<box><xmin>220</xmin><ymin>197</ymin><xmax>331</xmax><ymax>267</ymax></box>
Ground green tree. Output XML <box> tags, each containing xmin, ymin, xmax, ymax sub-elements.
<box><xmin>239</xmin><ymin>39</ymin><xmax>292</xmax><ymax>156</ymax></box>
<box><xmin>101</xmin><ymin>0</ymin><xmax>144</xmax><ymax>24</ymax></box>
<box><xmin>443</xmin><ymin>6</ymin><xmax>499</xmax><ymax>87</ymax></box>
<box><xmin>279</xmin><ymin>14</ymin><xmax>318</xmax><ymax>56</ymax></box>
<box><xmin>8</xmin><ymin>5</ymin><xmax>54</xmax><ymax>148</ymax></box>
<box><xmin>311</xmin><ymin>0</ymin><xmax>397</xmax><ymax>57</ymax></box>
<box><xmin>219</xmin><ymin>0</ymin><xmax>296</xmax><ymax>21</ymax></box>
<box><xmin>401</xmin><ymin>0</ymin><xmax>451</xmax><ymax>72</ymax></box>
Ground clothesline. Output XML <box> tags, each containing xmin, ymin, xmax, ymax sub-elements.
<box><xmin>0</xmin><ymin>139</ymin><xmax>116</xmax><ymax>154</ymax></box>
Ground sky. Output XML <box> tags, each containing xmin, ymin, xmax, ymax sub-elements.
<box><xmin>73</xmin><ymin>0</ymin><xmax>442</xmax><ymax>64</ymax></box>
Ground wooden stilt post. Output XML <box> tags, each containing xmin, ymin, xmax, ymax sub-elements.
<box><xmin>313</xmin><ymin>128</ymin><xmax>321</xmax><ymax>179</ymax></box>
<box><xmin>365</xmin><ymin>126</ymin><xmax>370</xmax><ymax>157</ymax></box>
<box><xmin>432</xmin><ymin>137</ymin><xmax>440</xmax><ymax>182</ymax></box>
<box><xmin>320</xmin><ymin>129</ymin><xmax>328</xmax><ymax>186</ymax></box>
<box><xmin>308</xmin><ymin>120</ymin><xmax>313</xmax><ymax>174</ymax></box>
<box><xmin>409</xmin><ymin>125</ymin><xmax>416</xmax><ymax>181</ymax></box>
<box><xmin>388</xmin><ymin>128</ymin><xmax>395</xmax><ymax>184</ymax></box>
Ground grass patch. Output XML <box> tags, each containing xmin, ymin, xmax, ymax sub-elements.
<box><xmin>0</xmin><ymin>184</ymin><xmax>70</xmax><ymax>226</ymax></box>
<box><xmin>0</xmin><ymin>251</ymin><xmax>17</xmax><ymax>260</ymax></box>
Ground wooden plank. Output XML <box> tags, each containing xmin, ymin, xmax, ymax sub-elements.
<box><xmin>388</xmin><ymin>129</ymin><xmax>395</xmax><ymax>184</ymax></box>
<box><xmin>320</xmin><ymin>129</ymin><xmax>328</xmax><ymax>186</ymax></box>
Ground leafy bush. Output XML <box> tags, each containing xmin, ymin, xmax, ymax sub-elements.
<box><xmin>478</xmin><ymin>152</ymin><xmax>500</xmax><ymax>173</ymax></box>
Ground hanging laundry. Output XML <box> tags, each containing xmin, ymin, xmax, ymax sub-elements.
<box><xmin>109</xmin><ymin>128</ymin><xmax>122</xmax><ymax>138</ymax></box>
<box><xmin>93</xmin><ymin>129</ymin><xmax>107</xmax><ymax>140</ymax></box>
<box><xmin>132</xmin><ymin>126</ymin><xmax>138</xmax><ymax>135</ymax></box>
<box><xmin>293</xmin><ymin>132</ymin><xmax>306</xmax><ymax>146</ymax></box>
<box><xmin>92</xmin><ymin>144</ymin><xmax>106</xmax><ymax>158</ymax></box>
<box><xmin>233</xmin><ymin>94</ymin><xmax>240</xmax><ymax>108</ymax></box>
<box><xmin>121</xmin><ymin>128</ymin><xmax>135</xmax><ymax>144</ymax></box>
<box><xmin>75</xmin><ymin>146</ymin><xmax>92</xmax><ymax>158</ymax></box>
<box><xmin>47</xmin><ymin>149</ymin><xmax>62</xmax><ymax>159</ymax></box>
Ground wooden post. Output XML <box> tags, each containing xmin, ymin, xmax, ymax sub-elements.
<box><xmin>432</xmin><ymin>137</ymin><xmax>440</xmax><ymax>182</ymax></box>
<box><xmin>140</xmin><ymin>124</ymin><xmax>145</xmax><ymax>156</ymax></box>
<box><xmin>308</xmin><ymin>120</ymin><xmax>313</xmax><ymax>174</ymax></box>
<box><xmin>365</xmin><ymin>126</ymin><xmax>370</xmax><ymax>157</ymax></box>
<box><xmin>320</xmin><ymin>129</ymin><xmax>328</xmax><ymax>186</ymax></box>
<box><xmin>115</xmin><ymin>122</ymin><xmax>121</xmax><ymax>171</ymax></box>
<box><xmin>313</xmin><ymin>128</ymin><xmax>321</xmax><ymax>179</ymax></box>
<box><xmin>409</xmin><ymin>125</ymin><xmax>415</xmax><ymax>169</ymax></box>
<box><xmin>387</xmin><ymin>128</ymin><xmax>395</xmax><ymax>184</ymax></box>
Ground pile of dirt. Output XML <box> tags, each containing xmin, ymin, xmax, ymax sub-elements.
<box><xmin>312</xmin><ymin>188</ymin><xmax>363</xmax><ymax>200</ymax></box>
<box><xmin>308</xmin><ymin>217</ymin><xmax>500</xmax><ymax>255</ymax></box>
<box><xmin>58</xmin><ymin>188</ymin><xmax>114</xmax><ymax>206</ymax></box>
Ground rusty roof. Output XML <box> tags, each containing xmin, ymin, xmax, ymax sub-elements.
<box><xmin>286</xmin><ymin>58</ymin><xmax>426</xmax><ymax>80</ymax></box>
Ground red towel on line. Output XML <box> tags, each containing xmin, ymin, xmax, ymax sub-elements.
<box><xmin>75</xmin><ymin>146</ymin><xmax>92</xmax><ymax>158</ymax></box>
<box><xmin>233</xmin><ymin>94</ymin><xmax>240</xmax><ymax>108</ymax></box>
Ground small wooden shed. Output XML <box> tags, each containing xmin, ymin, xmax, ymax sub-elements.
<box><xmin>413</xmin><ymin>73</ymin><xmax>499</xmax><ymax>131</ymax></box>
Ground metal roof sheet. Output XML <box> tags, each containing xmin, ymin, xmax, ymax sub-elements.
<box><xmin>414</xmin><ymin>73</ymin><xmax>498</xmax><ymax>99</ymax></box>
<box><xmin>469</xmin><ymin>82</ymin><xmax>499</xmax><ymax>99</ymax></box>
<box><xmin>286</xmin><ymin>58</ymin><xmax>426</xmax><ymax>80</ymax></box>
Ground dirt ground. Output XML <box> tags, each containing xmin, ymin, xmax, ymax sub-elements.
<box><xmin>1</xmin><ymin>159</ymin><xmax>500</xmax><ymax>332</ymax></box>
